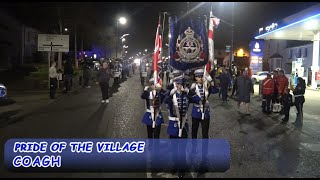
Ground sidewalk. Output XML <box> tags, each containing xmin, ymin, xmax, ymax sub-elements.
<box><xmin>249</xmin><ymin>84</ymin><xmax>320</xmax><ymax>140</ymax></box>
<box><xmin>0</xmin><ymin>85</ymin><xmax>82</xmax><ymax>127</ymax></box>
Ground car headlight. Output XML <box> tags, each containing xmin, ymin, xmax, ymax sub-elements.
<box><xmin>0</xmin><ymin>84</ymin><xmax>7</xmax><ymax>98</ymax></box>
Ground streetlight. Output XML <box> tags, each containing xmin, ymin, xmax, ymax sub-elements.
<box><xmin>119</xmin><ymin>17</ymin><xmax>127</xmax><ymax>25</ymax></box>
<box><xmin>210</xmin><ymin>2</ymin><xmax>234</xmax><ymax>69</ymax></box>
<box><xmin>116</xmin><ymin>17</ymin><xmax>127</xmax><ymax>58</ymax></box>
<box><xmin>145</xmin><ymin>49</ymin><xmax>148</xmax><ymax>52</ymax></box>
<box><xmin>64</xmin><ymin>28</ymin><xmax>68</xmax><ymax>32</ymax></box>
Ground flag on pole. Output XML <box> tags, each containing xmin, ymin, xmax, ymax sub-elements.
<box><xmin>204</xmin><ymin>11</ymin><xmax>220</xmax><ymax>82</ymax></box>
<box><xmin>153</xmin><ymin>16</ymin><xmax>162</xmax><ymax>86</ymax></box>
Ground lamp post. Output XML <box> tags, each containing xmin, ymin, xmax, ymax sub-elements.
<box><xmin>230</xmin><ymin>2</ymin><xmax>234</xmax><ymax>70</ymax></box>
<box><xmin>116</xmin><ymin>17</ymin><xmax>127</xmax><ymax>58</ymax></box>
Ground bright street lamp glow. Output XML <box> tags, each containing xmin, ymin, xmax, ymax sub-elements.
<box><xmin>119</xmin><ymin>17</ymin><xmax>127</xmax><ymax>25</ymax></box>
<box><xmin>64</xmin><ymin>28</ymin><xmax>68</xmax><ymax>32</ymax></box>
<box><xmin>145</xmin><ymin>49</ymin><xmax>147</xmax><ymax>52</ymax></box>
<box><xmin>134</xmin><ymin>58</ymin><xmax>141</xmax><ymax>65</ymax></box>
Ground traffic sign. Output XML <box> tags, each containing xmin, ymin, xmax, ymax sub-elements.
<box><xmin>38</xmin><ymin>34</ymin><xmax>69</xmax><ymax>52</ymax></box>
<box><xmin>226</xmin><ymin>45</ymin><xmax>231</xmax><ymax>52</ymax></box>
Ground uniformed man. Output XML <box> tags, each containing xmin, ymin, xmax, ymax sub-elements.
<box><xmin>164</xmin><ymin>75</ymin><xmax>189</xmax><ymax>178</ymax></box>
<box><xmin>141</xmin><ymin>78</ymin><xmax>167</xmax><ymax>138</ymax></box>
<box><xmin>189</xmin><ymin>69</ymin><xmax>219</xmax><ymax>139</ymax></box>
<box><xmin>277</xmin><ymin>69</ymin><xmax>289</xmax><ymax>114</ymax></box>
<box><xmin>166</xmin><ymin>69</ymin><xmax>183</xmax><ymax>92</ymax></box>
<box><xmin>261</xmin><ymin>73</ymin><xmax>274</xmax><ymax>114</ymax></box>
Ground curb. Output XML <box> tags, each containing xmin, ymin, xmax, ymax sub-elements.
<box><xmin>0</xmin><ymin>86</ymin><xmax>83</xmax><ymax>126</ymax></box>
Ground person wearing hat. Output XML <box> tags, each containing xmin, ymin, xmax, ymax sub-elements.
<box><xmin>166</xmin><ymin>69</ymin><xmax>183</xmax><ymax>92</ymax></box>
<box><xmin>141</xmin><ymin>78</ymin><xmax>167</xmax><ymax>139</ymax></box>
<box><xmin>261</xmin><ymin>73</ymin><xmax>274</xmax><ymax>114</ymax></box>
<box><xmin>164</xmin><ymin>75</ymin><xmax>189</xmax><ymax>178</ymax></box>
<box><xmin>189</xmin><ymin>68</ymin><xmax>219</xmax><ymax>139</ymax></box>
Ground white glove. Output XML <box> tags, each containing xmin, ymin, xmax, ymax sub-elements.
<box><xmin>205</xmin><ymin>75</ymin><xmax>213</xmax><ymax>82</ymax></box>
<box><xmin>170</xmin><ymin>88</ymin><xmax>177</xmax><ymax>96</ymax></box>
<box><xmin>190</xmin><ymin>83</ymin><xmax>196</xmax><ymax>90</ymax></box>
<box><xmin>155</xmin><ymin>83</ymin><xmax>162</xmax><ymax>89</ymax></box>
<box><xmin>144</xmin><ymin>86</ymin><xmax>149</xmax><ymax>91</ymax></box>
<box><xmin>183</xmin><ymin>87</ymin><xmax>189</xmax><ymax>93</ymax></box>
<box><xmin>169</xmin><ymin>79</ymin><xmax>173</xmax><ymax>84</ymax></box>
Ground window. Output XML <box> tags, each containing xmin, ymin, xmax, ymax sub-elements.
<box><xmin>295</xmin><ymin>48</ymin><xmax>301</xmax><ymax>58</ymax></box>
<box><xmin>288</xmin><ymin>49</ymin><xmax>292</xmax><ymax>59</ymax></box>
<box><xmin>302</xmin><ymin>48</ymin><xmax>307</xmax><ymax>57</ymax></box>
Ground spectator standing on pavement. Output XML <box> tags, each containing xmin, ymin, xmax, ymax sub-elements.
<box><xmin>277</xmin><ymin>69</ymin><xmax>289</xmax><ymax>114</ymax></box>
<box><xmin>261</xmin><ymin>73</ymin><xmax>274</xmax><ymax>114</ymax></box>
<box><xmin>231</xmin><ymin>70</ymin><xmax>241</xmax><ymax>97</ymax></box>
<box><xmin>83</xmin><ymin>62</ymin><xmax>92</xmax><ymax>88</ymax></box>
<box><xmin>290</xmin><ymin>77</ymin><xmax>306</xmax><ymax>127</ymax></box>
<box><xmin>217</xmin><ymin>68</ymin><xmax>232</xmax><ymax>102</ymax></box>
<box><xmin>236</xmin><ymin>70</ymin><xmax>254</xmax><ymax>114</ymax></box>
<box><xmin>49</xmin><ymin>61</ymin><xmax>58</xmax><ymax>99</ymax></box>
<box><xmin>96</xmin><ymin>61</ymin><xmax>113</xmax><ymax>104</ymax></box>
<box><xmin>271</xmin><ymin>70</ymin><xmax>280</xmax><ymax>112</ymax></box>
<box><xmin>63</xmin><ymin>60</ymin><xmax>73</xmax><ymax>92</ymax></box>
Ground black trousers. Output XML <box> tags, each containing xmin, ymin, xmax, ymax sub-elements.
<box><xmin>64</xmin><ymin>74</ymin><xmax>72</xmax><ymax>91</ymax></box>
<box><xmin>146</xmin><ymin>125</ymin><xmax>161</xmax><ymax>139</ymax></box>
<box><xmin>192</xmin><ymin>117</ymin><xmax>209</xmax><ymax>139</ymax></box>
<box><xmin>262</xmin><ymin>94</ymin><xmax>272</xmax><ymax>113</ymax></box>
<box><xmin>50</xmin><ymin>78</ymin><xmax>57</xmax><ymax>99</ymax></box>
<box><xmin>170</xmin><ymin>128</ymin><xmax>188</xmax><ymax>175</ymax></box>
<box><xmin>221</xmin><ymin>85</ymin><xmax>228</xmax><ymax>101</ymax></box>
<box><xmin>99</xmin><ymin>82</ymin><xmax>109</xmax><ymax>100</ymax></box>
<box><xmin>295</xmin><ymin>101</ymin><xmax>304</xmax><ymax>125</ymax></box>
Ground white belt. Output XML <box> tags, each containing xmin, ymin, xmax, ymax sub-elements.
<box><xmin>168</xmin><ymin>116</ymin><xmax>187</xmax><ymax>121</ymax></box>
<box><xmin>168</xmin><ymin>116</ymin><xmax>178</xmax><ymax>121</ymax></box>
<box><xmin>294</xmin><ymin>95</ymin><xmax>304</xmax><ymax>97</ymax></box>
<box><xmin>194</xmin><ymin>104</ymin><xmax>209</xmax><ymax>108</ymax></box>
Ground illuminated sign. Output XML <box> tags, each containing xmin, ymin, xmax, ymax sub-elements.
<box><xmin>253</xmin><ymin>42</ymin><xmax>261</xmax><ymax>53</ymax></box>
<box><xmin>250</xmin><ymin>40</ymin><xmax>264</xmax><ymax>74</ymax></box>
<box><xmin>265</xmin><ymin>23</ymin><xmax>278</xmax><ymax>32</ymax></box>
<box><xmin>258</xmin><ymin>23</ymin><xmax>278</xmax><ymax>34</ymax></box>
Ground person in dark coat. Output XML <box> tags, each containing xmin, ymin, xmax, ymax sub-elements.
<box><xmin>290</xmin><ymin>77</ymin><xmax>306</xmax><ymax>127</ymax></box>
<box><xmin>217</xmin><ymin>68</ymin><xmax>231</xmax><ymax>102</ymax></box>
<box><xmin>96</xmin><ymin>61</ymin><xmax>114</xmax><ymax>104</ymax></box>
<box><xmin>63</xmin><ymin>60</ymin><xmax>74</xmax><ymax>92</ymax></box>
<box><xmin>236</xmin><ymin>70</ymin><xmax>254</xmax><ymax>114</ymax></box>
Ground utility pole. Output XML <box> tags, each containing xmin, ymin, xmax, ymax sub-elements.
<box><xmin>57</xmin><ymin>7</ymin><xmax>63</xmax><ymax>70</ymax></box>
<box><xmin>230</xmin><ymin>2</ymin><xmax>234</xmax><ymax>69</ymax></box>
<box><xmin>75</xmin><ymin>23</ymin><xmax>78</xmax><ymax>68</ymax></box>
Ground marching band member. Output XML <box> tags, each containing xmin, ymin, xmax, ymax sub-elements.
<box><xmin>189</xmin><ymin>69</ymin><xmax>219</xmax><ymax>139</ymax></box>
<box><xmin>164</xmin><ymin>75</ymin><xmax>189</xmax><ymax>178</ymax></box>
<box><xmin>141</xmin><ymin>78</ymin><xmax>167</xmax><ymax>139</ymax></box>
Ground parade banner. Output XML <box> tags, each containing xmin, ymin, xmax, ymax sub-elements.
<box><xmin>5</xmin><ymin>138</ymin><xmax>230</xmax><ymax>172</ymax></box>
<box><xmin>169</xmin><ymin>15</ymin><xmax>209</xmax><ymax>71</ymax></box>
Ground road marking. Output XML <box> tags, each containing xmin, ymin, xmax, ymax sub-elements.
<box><xmin>300</xmin><ymin>143</ymin><xmax>320</xmax><ymax>152</ymax></box>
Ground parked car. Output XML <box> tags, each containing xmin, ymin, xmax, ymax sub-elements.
<box><xmin>0</xmin><ymin>83</ymin><xmax>7</xmax><ymax>100</ymax></box>
<box><xmin>251</xmin><ymin>71</ymin><xmax>270</xmax><ymax>84</ymax></box>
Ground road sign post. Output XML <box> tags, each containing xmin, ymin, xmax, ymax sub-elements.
<box><xmin>38</xmin><ymin>34</ymin><xmax>69</xmax><ymax>89</ymax></box>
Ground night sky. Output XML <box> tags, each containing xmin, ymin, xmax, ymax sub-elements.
<box><xmin>1</xmin><ymin>2</ymin><xmax>319</xmax><ymax>58</ymax></box>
